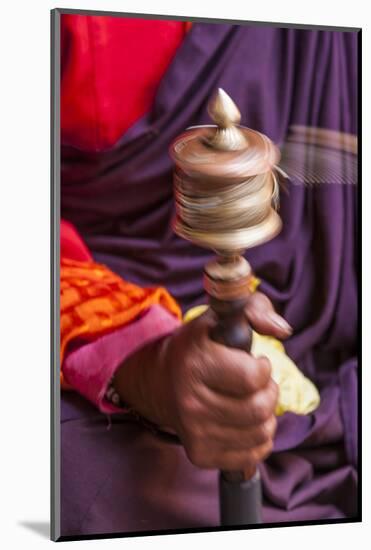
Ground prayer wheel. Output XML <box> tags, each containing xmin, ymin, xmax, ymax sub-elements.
<box><xmin>169</xmin><ymin>88</ymin><xmax>282</xmax><ymax>526</ymax></box>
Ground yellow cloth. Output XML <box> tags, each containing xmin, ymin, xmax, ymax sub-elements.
<box><xmin>183</xmin><ymin>304</ymin><xmax>320</xmax><ymax>416</ymax></box>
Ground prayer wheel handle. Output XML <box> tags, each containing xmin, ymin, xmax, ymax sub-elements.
<box><xmin>205</xmin><ymin>260</ymin><xmax>263</xmax><ymax>526</ymax></box>
<box><xmin>209</xmin><ymin>295</ymin><xmax>253</xmax><ymax>354</ymax></box>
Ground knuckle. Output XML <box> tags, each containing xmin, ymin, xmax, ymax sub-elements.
<box><xmin>247</xmin><ymin>292</ymin><xmax>272</xmax><ymax>314</ymax></box>
<box><xmin>219</xmin><ymin>453</ymin><xmax>241</xmax><ymax>471</ymax></box>
<box><xmin>245</xmin><ymin>357</ymin><xmax>272</xmax><ymax>393</ymax></box>
<box><xmin>250</xmin><ymin>440</ymin><xmax>273</xmax><ymax>463</ymax></box>
<box><xmin>262</xmin><ymin>439</ymin><xmax>274</xmax><ymax>458</ymax></box>
<box><xmin>241</xmin><ymin>368</ymin><xmax>254</xmax><ymax>393</ymax></box>
<box><xmin>252</xmin><ymin>397</ymin><xmax>272</xmax><ymax>423</ymax></box>
<box><xmin>269</xmin><ymin>378</ymin><xmax>280</xmax><ymax>402</ymax></box>
<box><xmin>257</xmin><ymin>416</ymin><xmax>276</xmax><ymax>444</ymax></box>
<box><xmin>240</xmin><ymin>360</ymin><xmax>261</xmax><ymax>393</ymax></box>
<box><xmin>235</xmin><ymin>451</ymin><xmax>256</xmax><ymax>471</ymax></box>
<box><xmin>229</xmin><ymin>457</ymin><xmax>245</xmax><ymax>471</ymax></box>
<box><xmin>179</xmin><ymin>394</ymin><xmax>202</xmax><ymax>417</ymax></box>
<box><xmin>239</xmin><ymin>452</ymin><xmax>255</xmax><ymax>471</ymax></box>
<box><xmin>258</xmin><ymin>356</ymin><xmax>272</xmax><ymax>378</ymax></box>
<box><xmin>243</xmin><ymin>449</ymin><xmax>257</xmax><ymax>468</ymax></box>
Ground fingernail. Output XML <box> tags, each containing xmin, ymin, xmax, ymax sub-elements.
<box><xmin>268</xmin><ymin>311</ymin><xmax>293</xmax><ymax>334</ymax></box>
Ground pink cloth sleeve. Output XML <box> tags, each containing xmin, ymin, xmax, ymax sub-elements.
<box><xmin>62</xmin><ymin>304</ymin><xmax>181</xmax><ymax>414</ymax></box>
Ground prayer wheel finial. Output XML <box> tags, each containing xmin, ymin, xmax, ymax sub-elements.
<box><xmin>205</xmin><ymin>88</ymin><xmax>247</xmax><ymax>151</ymax></box>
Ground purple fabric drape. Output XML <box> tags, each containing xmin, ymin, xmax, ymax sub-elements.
<box><xmin>61</xmin><ymin>23</ymin><xmax>358</xmax><ymax>536</ymax></box>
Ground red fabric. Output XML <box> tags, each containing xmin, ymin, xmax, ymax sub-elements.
<box><xmin>59</xmin><ymin>16</ymin><xmax>188</xmax><ymax>401</ymax></box>
<box><xmin>61</xmin><ymin>219</ymin><xmax>92</xmax><ymax>261</ymax></box>
<box><xmin>61</xmin><ymin>15</ymin><xmax>189</xmax><ymax>151</ymax></box>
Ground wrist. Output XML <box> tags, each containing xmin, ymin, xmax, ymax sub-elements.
<box><xmin>112</xmin><ymin>334</ymin><xmax>174</xmax><ymax>427</ymax></box>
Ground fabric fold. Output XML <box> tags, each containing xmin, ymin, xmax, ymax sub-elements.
<box><xmin>62</xmin><ymin>305</ymin><xmax>181</xmax><ymax>413</ymax></box>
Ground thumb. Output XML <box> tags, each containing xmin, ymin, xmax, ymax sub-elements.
<box><xmin>245</xmin><ymin>292</ymin><xmax>292</xmax><ymax>339</ymax></box>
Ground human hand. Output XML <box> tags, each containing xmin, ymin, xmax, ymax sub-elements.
<box><xmin>113</xmin><ymin>292</ymin><xmax>292</xmax><ymax>472</ymax></box>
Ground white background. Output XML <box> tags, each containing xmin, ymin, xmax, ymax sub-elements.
<box><xmin>0</xmin><ymin>0</ymin><xmax>368</xmax><ymax>548</ymax></box>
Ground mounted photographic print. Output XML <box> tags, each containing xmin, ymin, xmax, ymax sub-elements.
<box><xmin>51</xmin><ymin>8</ymin><xmax>360</xmax><ymax>541</ymax></box>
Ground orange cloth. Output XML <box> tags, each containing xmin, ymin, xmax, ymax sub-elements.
<box><xmin>60</xmin><ymin>257</ymin><xmax>182</xmax><ymax>389</ymax></box>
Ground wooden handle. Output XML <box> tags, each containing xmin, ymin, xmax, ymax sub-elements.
<box><xmin>209</xmin><ymin>296</ymin><xmax>252</xmax><ymax>352</ymax></box>
<box><xmin>209</xmin><ymin>295</ymin><xmax>256</xmax><ymax>482</ymax></box>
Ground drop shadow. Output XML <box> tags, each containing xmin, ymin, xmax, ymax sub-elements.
<box><xmin>18</xmin><ymin>521</ymin><xmax>50</xmax><ymax>539</ymax></box>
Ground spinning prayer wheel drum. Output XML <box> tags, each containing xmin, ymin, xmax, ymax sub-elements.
<box><xmin>169</xmin><ymin>88</ymin><xmax>283</xmax><ymax>526</ymax></box>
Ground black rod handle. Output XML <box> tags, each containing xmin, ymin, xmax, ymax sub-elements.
<box><xmin>219</xmin><ymin>469</ymin><xmax>262</xmax><ymax>526</ymax></box>
<box><xmin>209</xmin><ymin>296</ymin><xmax>262</xmax><ymax>525</ymax></box>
